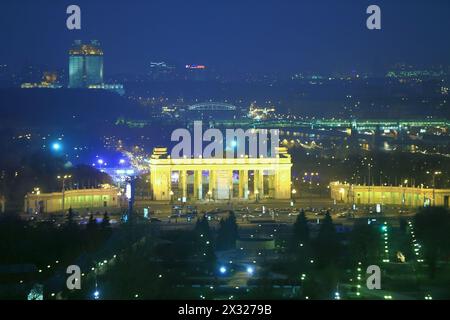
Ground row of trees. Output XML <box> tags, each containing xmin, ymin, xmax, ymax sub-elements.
<box><xmin>290</xmin><ymin>210</ymin><xmax>342</xmax><ymax>267</ymax></box>
<box><xmin>414</xmin><ymin>207</ymin><xmax>450</xmax><ymax>278</ymax></box>
<box><xmin>190</xmin><ymin>212</ymin><xmax>239</xmax><ymax>270</ymax></box>
<box><xmin>0</xmin><ymin>210</ymin><xmax>112</xmax><ymax>266</ymax></box>
<box><xmin>287</xmin><ymin>210</ymin><xmax>382</xmax><ymax>298</ymax></box>
<box><xmin>290</xmin><ymin>207</ymin><xmax>450</xmax><ymax>282</ymax></box>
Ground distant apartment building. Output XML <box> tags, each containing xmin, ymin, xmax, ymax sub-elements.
<box><xmin>69</xmin><ymin>40</ymin><xmax>104</xmax><ymax>88</ymax></box>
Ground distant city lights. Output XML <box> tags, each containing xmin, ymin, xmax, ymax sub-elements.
<box><xmin>186</xmin><ymin>64</ymin><xmax>206</xmax><ymax>70</ymax></box>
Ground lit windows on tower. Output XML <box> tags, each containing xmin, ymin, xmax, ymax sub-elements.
<box><xmin>68</xmin><ymin>40</ymin><xmax>104</xmax><ymax>88</ymax></box>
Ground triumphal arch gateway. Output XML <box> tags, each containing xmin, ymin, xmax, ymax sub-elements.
<box><xmin>149</xmin><ymin>147</ymin><xmax>292</xmax><ymax>201</ymax></box>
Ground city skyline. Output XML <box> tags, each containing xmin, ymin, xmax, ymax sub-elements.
<box><xmin>1</xmin><ymin>0</ymin><xmax>450</xmax><ymax>305</ymax></box>
<box><xmin>1</xmin><ymin>0</ymin><xmax>450</xmax><ymax>75</ymax></box>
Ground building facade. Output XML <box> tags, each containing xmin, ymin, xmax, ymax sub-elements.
<box><xmin>330</xmin><ymin>182</ymin><xmax>450</xmax><ymax>208</ymax></box>
<box><xmin>24</xmin><ymin>187</ymin><xmax>121</xmax><ymax>214</ymax></box>
<box><xmin>150</xmin><ymin>148</ymin><xmax>292</xmax><ymax>202</ymax></box>
<box><xmin>69</xmin><ymin>40</ymin><xmax>104</xmax><ymax>88</ymax></box>
<box><xmin>0</xmin><ymin>195</ymin><xmax>5</xmax><ymax>213</ymax></box>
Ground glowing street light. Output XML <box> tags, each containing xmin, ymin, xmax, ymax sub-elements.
<box><xmin>219</xmin><ymin>266</ymin><xmax>227</xmax><ymax>274</ymax></box>
<box><xmin>57</xmin><ymin>174</ymin><xmax>72</xmax><ymax>212</ymax></box>
<box><xmin>246</xmin><ymin>266</ymin><xmax>254</xmax><ymax>275</ymax></box>
<box><xmin>51</xmin><ymin>142</ymin><xmax>62</xmax><ymax>151</ymax></box>
<box><xmin>432</xmin><ymin>171</ymin><xmax>442</xmax><ymax>206</ymax></box>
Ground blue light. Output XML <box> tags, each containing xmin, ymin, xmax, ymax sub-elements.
<box><xmin>219</xmin><ymin>266</ymin><xmax>227</xmax><ymax>274</ymax></box>
<box><xmin>52</xmin><ymin>142</ymin><xmax>61</xmax><ymax>151</ymax></box>
<box><xmin>97</xmin><ymin>159</ymin><xmax>104</xmax><ymax>165</ymax></box>
<box><xmin>119</xmin><ymin>159</ymin><xmax>126</xmax><ymax>164</ymax></box>
<box><xmin>93</xmin><ymin>290</ymin><xmax>100</xmax><ymax>300</ymax></box>
<box><xmin>231</xmin><ymin>140</ymin><xmax>237</xmax><ymax>148</ymax></box>
<box><xmin>246</xmin><ymin>266</ymin><xmax>254</xmax><ymax>275</ymax></box>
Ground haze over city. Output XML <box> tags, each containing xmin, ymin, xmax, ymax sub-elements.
<box><xmin>0</xmin><ymin>0</ymin><xmax>450</xmax><ymax>310</ymax></box>
<box><xmin>1</xmin><ymin>0</ymin><xmax>450</xmax><ymax>74</ymax></box>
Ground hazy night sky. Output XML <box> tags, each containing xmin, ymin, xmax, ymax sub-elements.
<box><xmin>1</xmin><ymin>0</ymin><xmax>450</xmax><ymax>74</ymax></box>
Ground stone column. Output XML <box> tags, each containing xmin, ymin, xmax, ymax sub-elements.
<box><xmin>267</xmin><ymin>170</ymin><xmax>275</xmax><ymax>198</ymax></box>
<box><xmin>229</xmin><ymin>170</ymin><xmax>234</xmax><ymax>200</ymax></box>
<box><xmin>150</xmin><ymin>167</ymin><xmax>171</xmax><ymax>201</ymax></box>
<box><xmin>256</xmin><ymin>170</ymin><xmax>264</xmax><ymax>197</ymax></box>
<box><xmin>239</xmin><ymin>170</ymin><xmax>248</xmax><ymax>199</ymax></box>
<box><xmin>253</xmin><ymin>170</ymin><xmax>262</xmax><ymax>200</ymax></box>
<box><xmin>194</xmin><ymin>170</ymin><xmax>203</xmax><ymax>200</ymax></box>
<box><xmin>180</xmin><ymin>170</ymin><xmax>187</xmax><ymax>200</ymax></box>
<box><xmin>274</xmin><ymin>167</ymin><xmax>291</xmax><ymax>199</ymax></box>
<box><xmin>252</xmin><ymin>170</ymin><xmax>257</xmax><ymax>199</ymax></box>
<box><xmin>209</xmin><ymin>170</ymin><xmax>216</xmax><ymax>200</ymax></box>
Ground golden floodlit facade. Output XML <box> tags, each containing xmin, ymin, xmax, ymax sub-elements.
<box><xmin>330</xmin><ymin>182</ymin><xmax>450</xmax><ymax>208</ymax></box>
<box><xmin>24</xmin><ymin>186</ymin><xmax>121</xmax><ymax>214</ymax></box>
<box><xmin>150</xmin><ymin>148</ymin><xmax>292</xmax><ymax>201</ymax></box>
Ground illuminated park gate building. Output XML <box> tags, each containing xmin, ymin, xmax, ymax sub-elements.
<box><xmin>330</xmin><ymin>182</ymin><xmax>450</xmax><ymax>208</ymax></box>
<box><xmin>149</xmin><ymin>148</ymin><xmax>292</xmax><ymax>201</ymax></box>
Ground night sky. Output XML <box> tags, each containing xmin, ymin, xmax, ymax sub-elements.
<box><xmin>1</xmin><ymin>0</ymin><xmax>450</xmax><ymax>74</ymax></box>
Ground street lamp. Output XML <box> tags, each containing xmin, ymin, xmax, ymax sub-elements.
<box><xmin>33</xmin><ymin>187</ymin><xmax>41</xmax><ymax>195</ymax></box>
<box><xmin>432</xmin><ymin>171</ymin><xmax>442</xmax><ymax>206</ymax></box>
<box><xmin>57</xmin><ymin>175</ymin><xmax>72</xmax><ymax>212</ymax></box>
<box><xmin>169</xmin><ymin>190</ymin><xmax>174</xmax><ymax>204</ymax></box>
<box><xmin>291</xmin><ymin>188</ymin><xmax>297</xmax><ymax>207</ymax></box>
